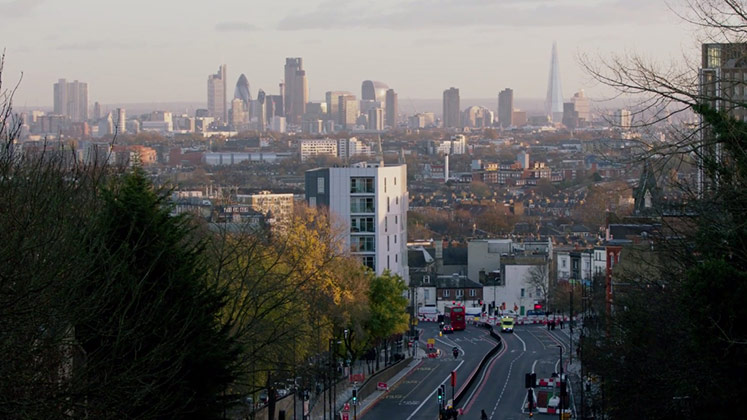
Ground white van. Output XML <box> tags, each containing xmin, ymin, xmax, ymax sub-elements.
<box><xmin>418</xmin><ymin>306</ymin><xmax>439</xmax><ymax>321</ymax></box>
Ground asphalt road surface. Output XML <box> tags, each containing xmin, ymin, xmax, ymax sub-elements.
<box><xmin>361</xmin><ymin>322</ymin><xmax>497</xmax><ymax>420</ymax></box>
<box><xmin>456</xmin><ymin>324</ymin><xmax>573</xmax><ymax>420</ymax></box>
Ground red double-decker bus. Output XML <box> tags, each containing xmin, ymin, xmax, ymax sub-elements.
<box><xmin>445</xmin><ymin>305</ymin><xmax>466</xmax><ymax>331</ymax></box>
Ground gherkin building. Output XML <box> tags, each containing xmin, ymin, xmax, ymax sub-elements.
<box><xmin>234</xmin><ymin>74</ymin><xmax>251</xmax><ymax>107</ymax></box>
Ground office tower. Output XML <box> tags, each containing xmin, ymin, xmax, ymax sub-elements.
<box><xmin>498</xmin><ymin>88</ymin><xmax>514</xmax><ymax>128</ymax></box>
<box><xmin>234</xmin><ymin>74</ymin><xmax>251</xmax><ymax>108</ymax></box>
<box><xmin>278</xmin><ymin>82</ymin><xmax>285</xmax><ymax>117</ymax></box>
<box><xmin>368</xmin><ymin>107</ymin><xmax>384</xmax><ymax>131</ymax></box>
<box><xmin>443</xmin><ymin>87</ymin><xmax>461</xmax><ymax>129</ymax></box>
<box><xmin>361</xmin><ymin>80</ymin><xmax>389</xmax><ymax>103</ymax></box>
<box><xmin>385</xmin><ymin>89</ymin><xmax>398</xmax><ymax>129</ymax></box>
<box><xmin>93</xmin><ymin>102</ymin><xmax>101</xmax><ymax>121</ymax></box>
<box><xmin>256</xmin><ymin>89</ymin><xmax>267</xmax><ymax>132</ymax></box>
<box><xmin>305</xmin><ymin>162</ymin><xmax>409</xmax><ymax>281</ymax></box>
<box><xmin>284</xmin><ymin>58</ymin><xmax>308</xmax><ymax>125</ymax></box>
<box><xmin>613</xmin><ymin>109</ymin><xmax>632</xmax><ymax>130</ymax></box>
<box><xmin>326</xmin><ymin>91</ymin><xmax>351</xmax><ymax>122</ymax></box>
<box><xmin>562</xmin><ymin>102</ymin><xmax>578</xmax><ymax>129</ymax></box>
<box><xmin>53</xmin><ymin>79</ymin><xmax>88</xmax><ymax>122</ymax></box>
<box><xmin>207</xmin><ymin>64</ymin><xmax>227</xmax><ymax>121</ymax></box>
<box><xmin>571</xmin><ymin>90</ymin><xmax>591</xmax><ymax>123</ymax></box>
<box><xmin>230</xmin><ymin>98</ymin><xmax>248</xmax><ymax>128</ymax></box>
<box><xmin>338</xmin><ymin>94</ymin><xmax>358</xmax><ymax>129</ymax></box>
<box><xmin>545</xmin><ymin>42</ymin><xmax>564</xmax><ymax>123</ymax></box>
<box><xmin>113</xmin><ymin>108</ymin><xmax>126</xmax><ymax>134</ymax></box>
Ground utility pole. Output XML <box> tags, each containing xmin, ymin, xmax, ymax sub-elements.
<box><xmin>558</xmin><ymin>345</ymin><xmax>563</xmax><ymax>420</ymax></box>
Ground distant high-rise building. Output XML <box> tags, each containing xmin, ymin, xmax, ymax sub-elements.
<box><xmin>113</xmin><ymin>108</ymin><xmax>126</xmax><ymax>134</ymax></box>
<box><xmin>326</xmin><ymin>91</ymin><xmax>352</xmax><ymax>122</ymax></box>
<box><xmin>256</xmin><ymin>89</ymin><xmax>267</xmax><ymax>132</ymax></box>
<box><xmin>93</xmin><ymin>101</ymin><xmax>101</xmax><ymax>121</ymax></box>
<box><xmin>498</xmin><ymin>88</ymin><xmax>514</xmax><ymax>128</ymax></box>
<box><xmin>570</xmin><ymin>90</ymin><xmax>590</xmax><ymax>123</ymax></box>
<box><xmin>207</xmin><ymin>65</ymin><xmax>227</xmax><ymax>121</ymax></box>
<box><xmin>361</xmin><ymin>80</ymin><xmax>389</xmax><ymax>103</ymax></box>
<box><xmin>338</xmin><ymin>94</ymin><xmax>358</xmax><ymax>129</ymax></box>
<box><xmin>545</xmin><ymin>42</ymin><xmax>564</xmax><ymax>123</ymax></box>
<box><xmin>234</xmin><ymin>74</ymin><xmax>251</xmax><ymax>108</ymax></box>
<box><xmin>230</xmin><ymin>98</ymin><xmax>248</xmax><ymax>128</ymax></box>
<box><xmin>368</xmin><ymin>108</ymin><xmax>384</xmax><ymax>131</ymax></box>
<box><xmin>562</xmin><ymin>102</ymin><xmax>578</xmax><ymax>129</ymax></box>
<box><xmin>53</xmin><ymin>79</ymin><xmax>88</xmax><ymax>122</ymax></box>
<box><xmin>305</xmin><ymin>162</ymin><xmax>409</xmax><ymax>280</ymax></box>
<box><xmin>284</xmin><ymin>58</ymin><xmax>308</xmax><ymax>125</ymax></box>
<box><xmin>613</xmin><ymin>109</ymin><xmax>632</xmax><ymax>130</ymax></box>
<box><xmin>443</xmin><ymin>87</ymin><xmax>461</xmax><ymax>129</ymax></box>
<box><xmin>385</xmin><ymin>89</ymin><xmax>398</xmax><ymax>129</ymax></box>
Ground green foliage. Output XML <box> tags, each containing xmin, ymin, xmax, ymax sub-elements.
<box><xmin>366</xmin><ymin>271</ymin><xmax>409</xmax><ymax>343</ymax></box>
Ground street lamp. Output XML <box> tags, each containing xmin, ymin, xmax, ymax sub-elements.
<box><xmin>557</xmin><ymin>345</ymin><xmax>563</xmax><ymax>420</ymax></box>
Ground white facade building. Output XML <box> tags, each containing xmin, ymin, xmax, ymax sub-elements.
<box><xmin>305</xmin><ymin>162</ymin><xmax>409</xmax><ymax>282</ymax></box>
<box><xmin>300</xmin><ymin>139</ymin><xmax>338</xmax><ymax>161</ymax></box>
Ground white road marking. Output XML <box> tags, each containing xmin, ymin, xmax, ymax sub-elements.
<box><xmin>514</xmin><ymin>332</ymin><xmax>527</xmax><ymax>352</ymax></box>
<box><xmin>405</xmin><ymin>360</ymin><xmax>464</xmax><ymax>420</ymax></box>
<box><xmin>531</xmin><ymin>359</ymin><xmax>538</xmax><ymax>373</ymax></box>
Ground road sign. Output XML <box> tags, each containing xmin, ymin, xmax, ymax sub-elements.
<box><xmin>343</xmin><ymin>403</ymin><xmax>350</xmax><ymax>412</ymax></box>
<box><xmin>342</xmin><ymin>413</ymin><xmax>349</xmax><ymax>420</ymax></box>
<box><xmin>427</xmin><ymin>338</ymin><xmax>435</xmax><ymax>345</ymax></box>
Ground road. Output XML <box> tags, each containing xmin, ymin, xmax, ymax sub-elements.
<box><xmin>457</xmin><ymin>324</ymin><xmax>574</xmax><ymax>420</ymax></box>
<box><xmin>361</xmin><ymin>322</ymin><xmax>497</xmax><ymax>420</ymax></box>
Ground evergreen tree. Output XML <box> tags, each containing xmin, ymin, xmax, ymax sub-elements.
<box><xmin>74</xmin><ymin>167</ymin><xmax>239</xmax><ymax>419</ymax></box>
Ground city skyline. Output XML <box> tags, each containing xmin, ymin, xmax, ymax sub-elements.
<box><xmin>1</xmin><ymin>0</ymin><xmax>691</xmax><ymax>107</ymax></box>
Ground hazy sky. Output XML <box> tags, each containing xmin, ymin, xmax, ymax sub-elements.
<box><xmin>1</xmin><ymin>0</ymin><xmax>695</xmax><ymax>108</ymax></box>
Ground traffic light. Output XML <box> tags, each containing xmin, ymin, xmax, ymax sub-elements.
<box><xmin>437</xmin><ymin>386</ymin><xmax>443</xmax><ymax>403</ymax></box>
<box><xmin>525</xmin><ymin>372</ymin><xmax>536</xmax><ymax>388</ymax></box>
<box><xmin>352</xmin><ymin>388</ymin><xmax>357</xmax><ymax>404</ymax></box>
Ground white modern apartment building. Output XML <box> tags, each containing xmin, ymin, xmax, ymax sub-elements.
<box><xmin>300</xmin><ymin>139</ymin><xmax>338</xmax><ymax>162</ymax></box>
<box><xmin>305</xmin><ymin>162</ymin><xmax>409</xmax><ymax>282</ymax></box>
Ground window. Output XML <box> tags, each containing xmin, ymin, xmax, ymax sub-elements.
<box><xmin>520</xmin><ymin>288</ymin><xmax>525</xmax><ymax>297</ymax></box>
<box><xmin>423</xmin><ymin>275</ymin><xmax>430</xmax><ymax>284</ymax></box>
<box><xmin>351</xmin><ymin>197</ymin><xmax>375</xmax><ymax>213</ymax></box>
<box><xmin>350</xmin><ymin>177</ymin><xmax>374</xmax><ymax>193</ymax></box>
<box><xmin>708</xmin><ymin>45</ymin><xmax>721</xmax><ymax>68</ymax></box>
<box><xmin>317</xmin><ymin>177</ymin><xmax>325</xmax><ymax>194</ymax></box>
<box><xmin>456</xmin><ymin>289</ymin><xmax>464</xmax><ymax>298</ymax></box>
<box><xmin>361</xmin><ymin>255</ymin><xmax>375</xmax><ymax>271</ymax></box>
<box><xmin>351</xmin><ymin>217</ymin><xmax>375</xmax><ymax>233</ymax></box>
<box><xmin>385</xmin><ymin>217</ymin><xmax>388</xmax><ymax>232</ymax></box>
<box><xmin>395</xmin><ymin>215</ymin><xmax>398</xmax><ymax>224</ymax></box>
<box><xmin>469</xmin><ymin>289</ymin><xmax>476</xmax><ymax>297</ymax></box>
<box><xmin>424</xmin><ymin>289</ymin><xmax>430</xmax><ymax>300</ymax></box>
<box><xmin>384</xmin><ymin>177</ymin><xmax>387</xmax><ymax>193</ymax></box>
<box><xmin>387</xmin><ymin>236</ymin><xmax>390</xmax><ymax>252</ymax></box>
<box><xmin>443</xmin><ymin>290</ymin><xmax>450</xmax><ymax>297</ymax></box>
<box><xmin>394</xmin><ymin>177</ymin><xmax>397</xmax><ymax>185</ymax></box>
<box><xmin>387</xmin><ymin>197</ymin><xmax>390</xmax><ymax>212</ymax></box>
<box><xmin>396</xmin><ymin>197</ymin><xmax>399</xmax><ymax>205</ymax></box>
<box><xmin>387</xmin><ymin>255</ymin><xmax>390</xmax><ymax>270</ymax></box>
<box><xmin>350</xmin><ymin>236</ymin><xmax>375</xmax><ymax>252</ymax></box>
<box><xmin>394</xmin><ymin>235</ymin><xmax>397</xmax><ymax>244</ymax></box>
<box><xmin>562</xmin><ymin>259</ymin><xmax>567</xmax><ymax>268</ymax></box>
<box><xmin>395</xmin><ymin>254</ymin><xmax>398</xmax><ymax>263</ymax></box>
<box><xmin>309</xmin><ymin>196</ymin><xmax>316</xmax><ymax>207</ymax></box>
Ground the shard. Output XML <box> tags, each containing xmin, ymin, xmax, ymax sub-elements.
<box><xmin>234</xmin><ymin>74</ymin><xmax>251</xmax><ymax>107</ymax></box>
<box><xmin>545</xmin><ymin>42</ymin><xmax>564</xmax><ymax>123</ymax></box>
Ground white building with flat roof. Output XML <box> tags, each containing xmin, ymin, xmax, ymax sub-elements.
<box><xmin>305</xmin><ymin>162</ymin><xmax>409</xmax><ymax>282</ymax></box>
